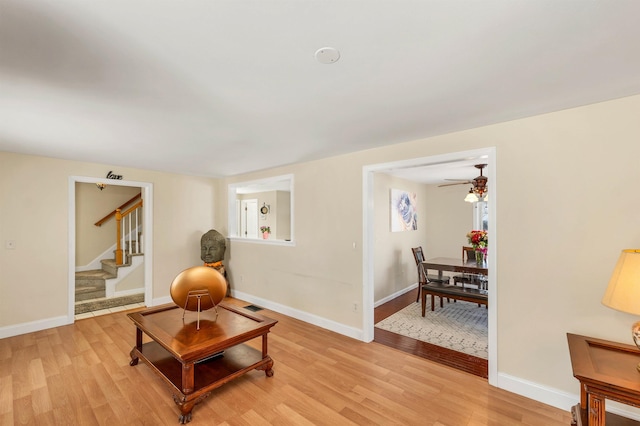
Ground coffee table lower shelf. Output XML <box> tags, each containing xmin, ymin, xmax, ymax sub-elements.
<box><xmin>130</xmin><ymin>341</ymin><xmax>274</xmax><ymax>423</ymax></box>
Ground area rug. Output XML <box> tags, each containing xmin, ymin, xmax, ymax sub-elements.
<box><xmin>375</xmin><ymin>299</ymin><xmax>488</xmax><ymax>359</ymax></box>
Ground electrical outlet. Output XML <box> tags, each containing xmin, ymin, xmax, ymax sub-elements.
<box><xmin>353</xmin><ymin>302</ymin><xmax>358</xmax><ymax>312</ymax></box>
<box><xmin>5</xmin><ymin>240</ymin><xmax>15</xmax><ymax>249</ymax></box>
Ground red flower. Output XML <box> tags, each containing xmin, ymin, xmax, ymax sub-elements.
<box><xmin>466</xmin><ymin>230</ymin><xmax>488</xmax><ymax>249</ymax></box>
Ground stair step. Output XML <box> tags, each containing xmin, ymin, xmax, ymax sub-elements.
<box><xmin>76</xmin><ymin>269</ymin><xmax>115</xmax><ymax>280</ymax></box>
<box><xmin>75</xmin><ymin>282</ymin><xmax>104</xmax><ymax>289</ymax></box>
<box><xmin>76</xmin><ymin>290</ymin><xmax>105</xmax><ymax>301</ymax></box>
<box><xmin>101</xmin><ymin>259</ymin><xmax>118</xmax><ymax>276</ymax></box>
<box><xmin>100</xmin><ymin>258</ymin><xmax>131</xmax><ymax>276</ymax></box>
<box><xmin>75</xmin><ymin>269</ymin><xmax>111</xmax><ymax>301</ymax></box>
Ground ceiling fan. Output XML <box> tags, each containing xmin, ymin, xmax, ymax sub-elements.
<box><xmin>438</xmin><ymin>164</ymin><xmax>488</xmax><ymax>199</ymax></box>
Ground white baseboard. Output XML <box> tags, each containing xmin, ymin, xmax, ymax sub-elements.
<box><xmin>232</xmin><ymin>290</ymin><xmax>363</xmax><ymax>341</ymax></box>
<box><xmin>374</xmin><ymin>283</ymin><xmax>417</xmax><ymax>307</ymax></box>
<box><xmin>497</xmin><ymin>372</ymin><xmax>577</xmax><ymax>411</ymax></box>
<box><xmin>497</xmin><ymin>372</ymin><xmax>640</xmax><ymax>421</ymax></box>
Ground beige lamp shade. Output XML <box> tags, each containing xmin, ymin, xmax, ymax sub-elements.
<box><xmin>602</xmin><ymin>249</ymin><xmax>640</xmax><ymax>315</ymax></box>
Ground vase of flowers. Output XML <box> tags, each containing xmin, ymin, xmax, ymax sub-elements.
<box><xmin>260</xmin><ymin>226</ymin><xmax>271</xmax><ymax>239</ymax></box>
<box><xmin>467</xmin><ymin>230</ymin><xmax>488</xmax><ymax>264</ymax></box>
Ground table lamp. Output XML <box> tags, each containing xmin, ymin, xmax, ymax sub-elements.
<box><xmin>601</xmin><ymin>249</ymin><xmax>640</xmax><ymax>371</ymax></box>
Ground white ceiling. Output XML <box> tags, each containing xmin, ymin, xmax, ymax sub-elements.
<box><xmin>1</xmin><ymin>1</ymin><xmax>639</xmax><ymax>180</ymax></box>
<box><xmin>384</xmin><ymin>157</ymin><xmax>488</xmax><ymax>185</ymax></box>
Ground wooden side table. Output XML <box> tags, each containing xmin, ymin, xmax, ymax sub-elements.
<box><xmin>567</xmin><ymin>333</ymin><xmax>640</xmax><ymax>425</ymax></box>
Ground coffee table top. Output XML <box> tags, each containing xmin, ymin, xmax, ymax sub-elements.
<box><xmin>128</xmin><ymin>303</ymin><xmax>278</xmax><ymax>363</ymax></box>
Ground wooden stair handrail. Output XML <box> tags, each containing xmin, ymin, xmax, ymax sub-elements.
<box><xmin>95</xmin><ymin>193</ymin><xmax>142</xmax><ymax>226</ymax></box>
<box><xmin>121</xmin><ymin>200</ymin><xmax>143</xmax><ymax>217</ymax></box>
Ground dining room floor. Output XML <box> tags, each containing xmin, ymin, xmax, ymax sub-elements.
<box><xmin>374</xmin><ymin>289</ymin><xmax>488</xmax><ymax>378</ymax></box>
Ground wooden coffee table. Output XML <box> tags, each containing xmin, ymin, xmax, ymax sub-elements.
<box><xmin>128</xmin><ymin>303</ymin><xmax>277</xmax><ymax>423</ymax></box>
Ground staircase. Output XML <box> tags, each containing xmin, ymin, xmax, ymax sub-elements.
<box><xmin>76</xmin><ymin>194</ymin><xmax>145</xmax><ymax>315</ymax></box>
<box><xmin>75</xmin><ymin>257</ymin><xmax>144</xmax><ymax>315</ymax></box>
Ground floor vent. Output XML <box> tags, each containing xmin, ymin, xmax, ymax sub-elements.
<box><xmin>244</xmin><ymin>304</ymin><xmax>263</xmax><ymax>312</ymax></box>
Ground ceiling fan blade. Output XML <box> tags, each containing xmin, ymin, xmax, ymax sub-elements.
<box><xmin>439</xmin><ymin>164</ymin><xmax>488</xmax><ymax>190</ymax></box>
<box><xmin>438</xmin><ymin>182</ymin><xmax>472</xmax><ymax>187</ymax></box>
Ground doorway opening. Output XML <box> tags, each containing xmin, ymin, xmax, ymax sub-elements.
<box><xmin>362</xmin><ymin>147</ymin><xmax>497</xmax><ymax>384</ymax></box>
<box><xmin>67</xmin><ymin>176</ymin><xmax>154</xmax><ymax>321</ymax></box>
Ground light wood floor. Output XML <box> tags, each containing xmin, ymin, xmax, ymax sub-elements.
<box><xmin>0</xmin><ymin>297</ymin><xmax>572</xmax><ymax>425</ymax></box>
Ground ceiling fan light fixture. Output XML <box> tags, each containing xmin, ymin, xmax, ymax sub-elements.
<box><xmin>471</xmin><ymin>164</ymin><xmax>488</xmax><ymax>198</ymax></box>
<box><xmin>464</xmin><ymin>188</ymin><xmax>479</xmax><ymax>203</ymax></box>
<box><xmin>474</xmin><ymin>186</ymin><xmax>487</xmax><ymax>198</ymax></box>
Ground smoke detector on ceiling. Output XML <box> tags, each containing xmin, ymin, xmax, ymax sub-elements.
<box><xmin>315</xmin><ymin>47</ymin><xmax>340</xmax><ymax>64</ymax></box>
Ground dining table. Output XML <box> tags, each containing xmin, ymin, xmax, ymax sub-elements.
<box><xmin>422</xmin><ymin>256</ymin><xmax>488</xmax><ymax>281</ymax></box>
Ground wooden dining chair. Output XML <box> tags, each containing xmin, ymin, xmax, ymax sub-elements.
<box><xmin>411</xmin><ymin>246</ymin><xmax>450</xmax><ymax>303</ymax></box>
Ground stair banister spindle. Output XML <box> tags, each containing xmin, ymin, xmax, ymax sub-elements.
<box><xmin>121</xmin><ymin>217</ymin><xmax>125</xmax><ymax>262</ymax></box>
<box><xmin>139</xmin><ymin>206</ymin><xmax>143</xmax><ymax>253</ymax></box>
<box><xmin>135</xmin><ymin>207</ymin><xmax>140</xmax><ymax>253</ymax></box>
<box><xmin>115</xmin><ymin>209</ymin><xmax>123</xmax><ymax>265</ymax></box>
<box><xmin>128</xmin><ymin>212</ymin><xmax>132</xmax><ymax>258</ymax></box>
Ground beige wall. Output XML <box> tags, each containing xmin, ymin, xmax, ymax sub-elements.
<box><xmin>257</xmin><ymin>191</ymin><xmax>276</xmax><ymax>237</ymax></box>
<box><xmin>2</xmin><ymin>94</ymin><xmax>640</xmax><ymax>408</ymax></box>
<box><xmin>115</xmin><ymin>262</ymin><xmax>144</xmax><ymax>293</ymax></box>
<box><xmin>372</xmin><ymin>174</ymin><xmax>428</xmax><ymax>301</ymax></box>
<box><xmin>75</xmin><ymin>182</ymin><xmax>141</xmax><ymax>266</ymax></box>
<box><xmin>423</xmin><ymin>182</ymin><xmax>475</xmax><ymax>261</ymax></box>
<box><xmin>275</xmin><ymin>190</ymin><xmax>291</xmax><ymax>241</ymax></box>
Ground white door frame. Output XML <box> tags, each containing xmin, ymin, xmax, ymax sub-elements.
<box><xmin>68</xmin><ymin>176</ymin><xmax>154</xmax><ymax>321</ymax></box>
<box><xmin>362</xmin><ymin>147</ymin><xmax>497</xmax><ymax>385</ymax></box>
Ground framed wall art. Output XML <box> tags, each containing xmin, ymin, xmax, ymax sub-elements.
<box><xmin>390</xmin><ymin>188</ymin><xmax>417</xmax><ymax>232</ymax></box>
